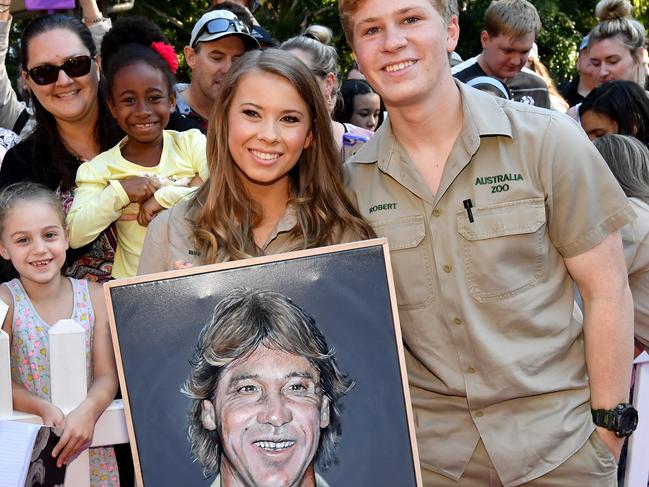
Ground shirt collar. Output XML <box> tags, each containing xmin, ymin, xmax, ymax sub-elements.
<box><xmin>260</xmin><ymin>204</ymin><xmax>298</xmax><ymax>249</ymax></box>
<box><xmin>212</xmin><ymin>472</ymin><xmax>329</xmax><ymax>487</ymax></box>
<box><xmin>351</xmin><ymin>79</ymin><xmax>513</xmax><ymax>168</ymax></box>
<box><xmin>347</xmin><ymin>79</ymin><xmax>514</xmax><ymax>204</ymax></box>
<box><xmin>348</xmin><ymin>116</ymin><xmax>396</xmax><ymax>170</ymax></box>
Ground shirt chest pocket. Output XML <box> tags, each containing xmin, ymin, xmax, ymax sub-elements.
<box><xmin>371</xmin><ymin>215</ymin><xmax>435</xmax><ymax>309</ymax></box>
<box><xmin>458</xmin><ymin>198</ymin><xmax>547</xmax><ymax>302</ymax></box>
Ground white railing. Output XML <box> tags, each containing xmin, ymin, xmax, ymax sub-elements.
<box><xmin>626</xmin><ymin>351</ymin><xmax>649</xmax><ymax>487</ymax></box>
<box><xmin>0</xmin><ymin>320</ymin><xmax>128</xmax><ymax>487</ymax></box>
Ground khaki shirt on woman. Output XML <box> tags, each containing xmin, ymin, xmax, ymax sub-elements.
<box><xmin>138</xmin><ymin>198</ymin><xmax>365</xmax><ymax>275</ymax></box>
<box><xmin>138</xmin><ymin>198</ymin><xmax>304</xmax><ymax>275</ymax></box>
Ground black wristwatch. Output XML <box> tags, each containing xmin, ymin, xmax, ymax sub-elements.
<box><xmin>591</xmin><ymin>403</ymin><xmax>639</xmax><ymax>437</ymax></box>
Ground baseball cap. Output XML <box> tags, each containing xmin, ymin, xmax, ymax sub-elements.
<box><xmin>190</xmin><ymin>10</ymin><xmax>259</xmax><ymax>50</ymax></box>
<box><xmin>251</xmin><ymin>25</ymin><xmax>276</xmax><ymax>48</ymax></box>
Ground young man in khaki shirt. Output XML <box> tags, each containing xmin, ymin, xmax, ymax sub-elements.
<box><xmin>339</xmin><ymin>0</ymin><xmax>637</xmax><ymax>485</ymax></box>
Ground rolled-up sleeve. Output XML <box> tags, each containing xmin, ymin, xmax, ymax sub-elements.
<box><xmin>66</xmin><ymin>162</ymin><xmax>130</xmax><ymax>248</ymax></box>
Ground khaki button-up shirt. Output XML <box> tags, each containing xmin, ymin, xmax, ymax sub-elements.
<box><xmin>345</xmin><ymin>83</ymin><xmax>634</xmax><ymax>486</ymax></box>
<box><xmin>138</xmin><ymin>198</ymin><xmax>367</xmax><ymax>275</ymax></box>
<box><xmin>138</xmin><ymin>198</ymin><xmax>302</xmax><ymax>275</ymax></box>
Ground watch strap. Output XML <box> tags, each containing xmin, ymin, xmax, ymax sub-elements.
<box><xmin>591</xmin><ymin>408</ymin><xmax>615</xmax><ymax>429</ymax></box>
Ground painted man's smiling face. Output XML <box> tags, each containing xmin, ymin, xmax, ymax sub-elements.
<box><xmin>202</xmin><ymin>346</ymin><xmax>330</xmax><ymax>486</ymax></box>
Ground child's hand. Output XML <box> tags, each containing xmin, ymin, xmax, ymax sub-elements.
<box><xmin>189</xmin><ymin>175</ymin><xmax>204</xmax><ymax>187</ymax></box>
<box><xmin>119</xmin><ymin>176</ymin><xmax>160</xmax><ymax>204</ymax></box>
<box><xmin>52</xmin><ymin>405</ymin><xmax>96</xmax><ymax>467</ymax></box>
<box><xmin>137</xmin><ymin>196</ymin><xmax>164</xmax><ymax>226</ymax></box>
<box><xmin>173</xmin><ymin>260</ymin><xmax>193</xmax><ymax>270</ymax></box>
<box><xmin>38</xmin><ymin>402</ymin><xmax>65</xmax><ymax>428</ymax></box>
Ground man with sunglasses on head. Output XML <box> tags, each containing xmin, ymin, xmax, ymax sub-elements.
<box><xmin>177</xmin><ymin>6</ymin><xmax>259</xmax><ymax>132</ymax></box>
<box><xmin>211</xmin><ymin>0</ymin><xmax>276</xmax><ymax>48</ymax></box>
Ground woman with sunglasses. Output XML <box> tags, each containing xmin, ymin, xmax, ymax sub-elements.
<box><xmin>0</xmin><ymin>0</ymin><xmax>110</xmax><ymax>138</ymax></box>
<box><xmin>0</xmin><ymin>14</ymin><xmax>122</xmax><ymax>283</ymax></box>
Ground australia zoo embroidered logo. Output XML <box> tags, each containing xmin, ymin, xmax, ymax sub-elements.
<box><xmin>474</xmin><ymin>173</ymin><xmax>524</xmax><ymax>193</ymax></box>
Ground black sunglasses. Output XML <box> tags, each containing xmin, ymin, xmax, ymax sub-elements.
<box><xmin>27</xmin><ymin>55</ymin><xmax>93</xmax><ymax>86</ymax></box>
<box><xmin>192</xmin><ymin>17</ymin><xmax>247</xmax><ymax>47</ymax></box>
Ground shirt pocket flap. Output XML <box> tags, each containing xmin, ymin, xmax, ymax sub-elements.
<box><xmin>371</xmin><ymin>215</ymin><xmax>426</xmax><ymax>250</ymax></box>
<box><xmin>370</xmin><ymin>215</ymin><xmax>433</xmax><ymax>308</ymax></box>
<box><xmin>458</xmin><ymin>198</ymin><xmax>546</xmax><ymax>241</ymax></box>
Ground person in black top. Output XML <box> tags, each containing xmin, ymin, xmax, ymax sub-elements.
<box><xmin>0</xmin><ymin>15</ymin><xmax>123</xmax><ymax>283</ymax></box>
<box><xmin>452</xmin><ymin>0</ymin><xmax>551</xmax><ymax>109</ymax></box>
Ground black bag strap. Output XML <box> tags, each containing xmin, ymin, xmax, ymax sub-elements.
<box><xmin>12</xmin><ymin>108</ymin><xmax>29</xmax><ymax>134</ymax></box>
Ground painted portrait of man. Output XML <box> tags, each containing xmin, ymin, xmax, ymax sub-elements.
<box><xmin>183</xmin><ymin>288</ymin><xmax>353</xmax><ymax>487</ymax></box>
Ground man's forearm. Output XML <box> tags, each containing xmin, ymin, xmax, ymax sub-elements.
<box><xmin>583</xmin><ymin>285</ymin><xmax>634</xmax><ymax>459</ymax></box>
<box><xmin>584</xmin><ymin>289</ymin><xmax>634</xmax><ymax>410</ymax></box>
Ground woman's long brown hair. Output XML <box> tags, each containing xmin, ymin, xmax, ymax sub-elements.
<box><xmin>189</xmin><ymin>49</ymin><xmax>373</xmax><ymax>264</ymax></box>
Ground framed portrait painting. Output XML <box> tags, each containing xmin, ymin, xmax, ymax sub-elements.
<box><xmin>105</xmin><ymin>239</ymin><xmax>422</xmax><ymax>486</ymax></box>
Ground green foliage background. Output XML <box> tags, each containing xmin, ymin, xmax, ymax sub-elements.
<box><xmin>457</xmin><ymin>0</ymin><xmax>649</xmax><ymax>82</ymax></box>
<box><xmin>6</xmin><ymin>0</ymin><xmax>649</xmax><ymax>87</ymax></box>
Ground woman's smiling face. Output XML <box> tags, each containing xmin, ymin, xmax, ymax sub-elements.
<box><xmin>227</xmin><ymin>70</ymin><xmax>313</xmax><ymax>194</ymax></box>
<box><xmin>23</xmin><ymin>27</ymin><xmax>100</xmax><ymax>125</ymax></box>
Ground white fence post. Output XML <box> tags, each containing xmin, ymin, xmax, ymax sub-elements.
<box><xmin>626</xmin><ymin>351</ymin><xmax>649</xmax><ymax>487</ymax></box>
<box><xmin>0</xmin><ymin>320</ymin><xmax>128</xmax><ymax>487</ymax></box>
<box><xmin>49</xmin><ymin>319</ymin><xmax>90</xmax><ymax>487</ymax></box>
<box><xmin>49</xmin><ymin>319</ymin><xmax>87</xmax><ymax>410</ymax></box>
<box><xmin>0</xmin><ymin>329</ymin><xmax>12</xmax><ymax>417</ymax></box>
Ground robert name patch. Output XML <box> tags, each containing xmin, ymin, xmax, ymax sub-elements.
<box><xmin>369</xmin><ymin>203</ymin><xmax>397</xmax><ymax>214</ymax></box>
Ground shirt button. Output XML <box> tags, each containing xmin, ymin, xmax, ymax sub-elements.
<box><xmin>467</xmin><ymin>366</ymin><xmax>476</xmax><ymax>374</ymax></box>
<box><xmin>432</xmin><ymin>208</ymin><xmax>441</xmax><ymax>217</ymax></box>
<box><xmin>443</xmin><ymin>264</ymin><xmax>452</xmax><ymax>273</ymax></box>
<box><xmin>454</xmin><ymin>317</ymin><xmax>463</xmax><ymax>325</ymax></box>
<box><xmin>476</xmin><ymin>411</ymin><xmax>484</xmax><ymax>418</ymax></box>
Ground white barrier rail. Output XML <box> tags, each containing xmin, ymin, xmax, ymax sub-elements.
<box><xmin>0</xmin><ymin>321</ymin><xmax>128</xmax><ymax>487</ymax></box>
<box><xmin>626</xmin><ymin>351</ymin><xmax>649</xmax><ymax>487</ymax></box>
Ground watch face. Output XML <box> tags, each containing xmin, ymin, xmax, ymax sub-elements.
<box><xmin>621</xmin><ymin>408</ymin><xmax>639</xmax><ymax>432</ymax></box>
<box><xmin>615</xmin><ymin>404</ymin><xmax>639</xmax><ymax>436</ymax></box>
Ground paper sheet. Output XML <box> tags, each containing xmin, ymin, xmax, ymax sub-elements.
<box><xmin>0</xmin><ymin>420</ymin><xmax>41</xmax><ymax>487</ymax></box>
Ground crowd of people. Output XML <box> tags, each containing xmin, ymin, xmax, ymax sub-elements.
<box><xmin>0</xmin><ymin>0</ymin><xmax>647</xmax><ymax>485</ymax></box>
